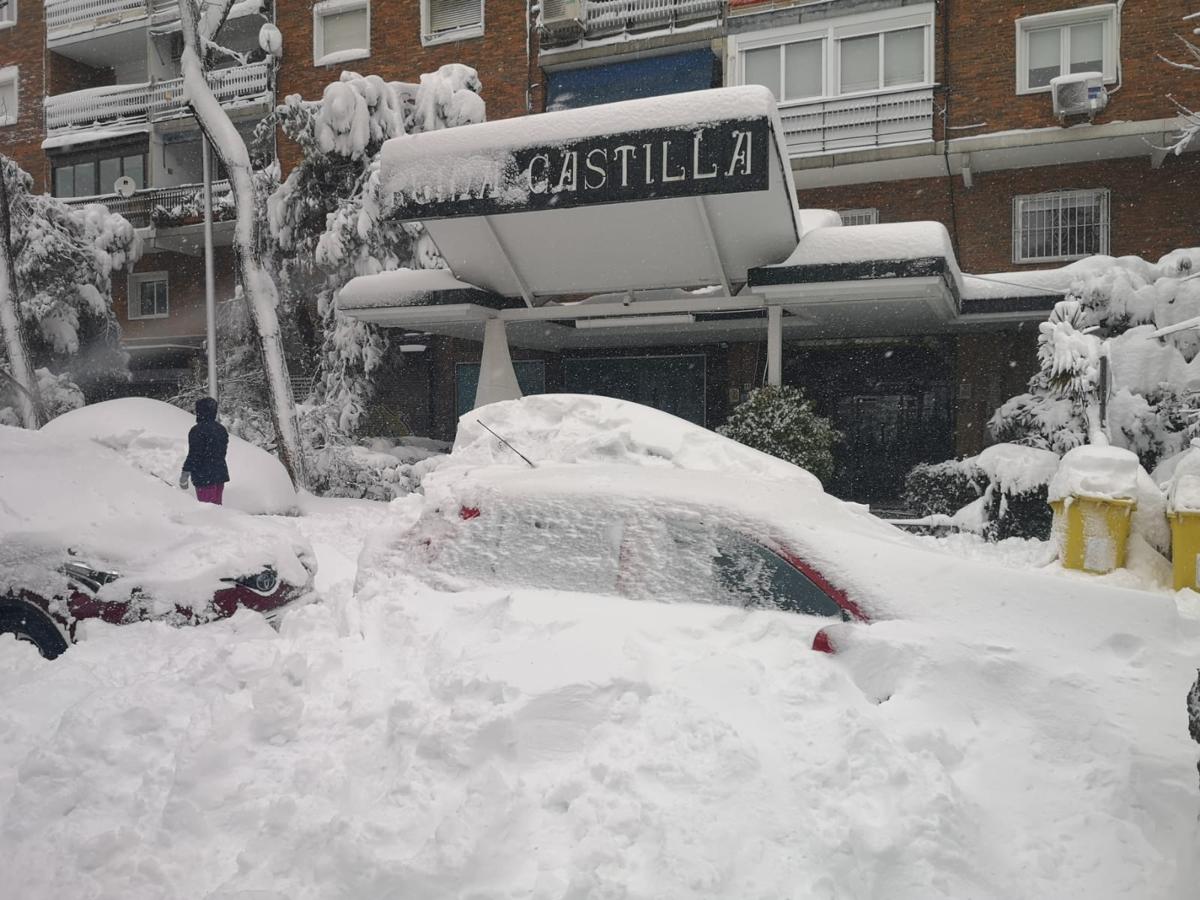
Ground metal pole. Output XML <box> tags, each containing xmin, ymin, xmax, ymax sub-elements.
<box><xmin>202</xmin><ymin>134</ymin><xmax>217</xmax><ymax>400</ymax></box>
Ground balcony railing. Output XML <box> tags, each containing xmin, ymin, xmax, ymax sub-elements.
<box><xmin>45</xmin><ymin>62</ymin><xmax>271</xmax><ymax>134</ymax></box>
<box><xmin>64</xmin><ymin>180</ymin><xmax>234</xmax><ymax>229</ymax></box>
<box><xmin>46</xmin><ymin>0</ymin><xmax>257</xmax><ymax>39</ymax></box>
<box><xmin>778</xmin><ymin>87</ymin><xmax>935</xmax><ymax>157</ymax></box>
<box><xmin>542</xmin><ymin>0</ymin><xmax>723</xmax><ymax>46</ymax></box>
<box><xmin>46</xmin><ymin>0</ymin><xmax>149</xmax><ymax>41</ymax></box>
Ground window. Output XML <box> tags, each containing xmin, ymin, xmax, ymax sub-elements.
<box><xmin>0</xmin><ymin>0</ymin><xmax>15</xmax><ymax>28</ymax></box>
<box><xmin>128</xmin><ymin>272</ymin><xmax>169</xmax><ymax>320</ymax></box>
<box><xmin>734</xmin><ymin>6</ymin><xmax>933</xmax><ymax>104</ymax></box>
<box><xmin>838</xmin><ymin>208</ymin><xmax>879</xmax><ymax>226</ymax></box>
<box><xmin>422</xmin><ymin>0</ymin><xmax>483</xmax><ymax>46</ymax></box>
<box><xmin>744</xmin><ymin>39</ymin><xmax>824</xmax><ymax>102</ymax></box>
<box><xmin>1013</xmin><ymin>189</ymin><xmax>1110</xmax><ymax>263</ymax></box>
<box><xmin>52</xmin><ymin>150</ymin><xmax>145</xmax><ymax>198</ymax></box>
<box><xmin>1016</xmin><ymin>5</ymin><xmax>1117</xmax><ymax>93</ymax></box>
<box><xmin>0</xmin><ymin>66</ymin><xmax>17</xmax><ymax>126</ymax></box>
<box><xmin>313</xmin><ymin>0</ymin><xmax>370</xmax><ymax>66</ymax></box>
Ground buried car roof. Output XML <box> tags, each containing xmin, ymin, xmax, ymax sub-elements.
<box><xmin>454</xmin><ymin>394</ymin><xmax>826</xmax><ymax>491</ymax></box>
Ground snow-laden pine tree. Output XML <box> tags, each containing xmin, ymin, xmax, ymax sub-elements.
<box><xmin>0</xmin><ymin>155</ymin><xmax>139</xmax><ymax>428</ymax></box>
<box><xmin>267</xmin><ymin>65</ymin><xmax>484</xmax><ymax>444</ymax></box>
<box><xmin>991</xmin><ymin>251</ymin><xmax>1200</xmax><ymax>471</ymax></box>
<box><xmin>175</xmin><ymin>0</ymin><xmax>305</xmax><ymax>488</ymax></box>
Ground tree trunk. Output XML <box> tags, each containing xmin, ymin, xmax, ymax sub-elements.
<box><xmin>177</xmin><ymin>2</ymin><xmax>306</xmax><ymax>489</ymax></box>
<box><xmin>0</xmin><ymin>160</ymin><xmax>43</xmax><ymax>429</ymax></box>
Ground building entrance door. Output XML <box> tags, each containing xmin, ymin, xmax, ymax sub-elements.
<box><xmin>785</xmin><ymin>340</ymin><xmax>955</xmax><ymax>505</ymax></box>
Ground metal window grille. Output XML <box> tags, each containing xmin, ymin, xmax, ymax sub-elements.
<box><xmin>1012</xmin><ymin>188</ymin><xmax>1109</xmax><ymax>264</ymax></box>
<box><xmin>838</xmin><ymin>208</ymin><xmax>879</xmax><ymax>226</ymax></box>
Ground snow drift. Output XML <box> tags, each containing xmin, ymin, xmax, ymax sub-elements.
<box><xmin>41</xmin><ymin>397</ymin><xmax>299</xmax><ymax>515</ymax></box>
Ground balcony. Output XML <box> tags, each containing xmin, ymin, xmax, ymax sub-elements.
<box><xmin>778</xmin><ymin>87</ymin><xmax>935</xmax><ymax>158</ymax></box>
<box><xmin>541</xmin><ymin>0</ymin><xmax>723</xmax><ymax>49</ymax></box>
<box><xmin>64</xmin><ymin>180</ymin><xmax>234</xmax><ymax>229</ymax></box>
<box><xmin>46</xmin><ymin>0</ymin><xmax>255</xmax><ymax>41</ymax></box>
<box><xmin>44</xmin><ymin>62</ymin><xmax>271</xmax><ymax>135</ymax></box>
<box><xmin>46</xmin><ymin>0</ymin><xmax>149</xmax><ymax>41</ymax></box>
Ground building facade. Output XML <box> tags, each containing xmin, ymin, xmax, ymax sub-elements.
<box><xmin>2</xmin><ymin>0</ymin><xmax>1197</xmax><ymax>502</ymax></box>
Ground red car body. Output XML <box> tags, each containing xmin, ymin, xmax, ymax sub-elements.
<box><xmin>2</xmin><ymin>562</ymin><xmax>313</xmax><ymax>660</ymax></box>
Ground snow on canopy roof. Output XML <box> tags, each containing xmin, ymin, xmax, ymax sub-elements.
<box><xmin>766</xmin><ymin>221</ymin><xmax>959</xmax><ymax>271</ymax></box>
<box><xmin>339</xmin><ymin>268</ymin><xmax>504</xmax><ymax>312</ymax></box>
<box><xmin>381</xmin><ymin>86</ymin><xmax>779</xmax><ymax>182</ymax></box>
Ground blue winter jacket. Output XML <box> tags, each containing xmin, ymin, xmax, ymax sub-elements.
<box><xmin>182</xmin><ymin>398</ymin><xmax>229</xmax><ymax>487</ymax></box>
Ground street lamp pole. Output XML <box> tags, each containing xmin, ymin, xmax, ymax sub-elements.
<box><xmin>202</xmin><ymin>133</ymin><xmax>217</xmax><ymax>400</ymax></box>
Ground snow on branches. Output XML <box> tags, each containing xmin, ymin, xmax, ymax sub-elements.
<box><xmin>991</xmin><ymin>250</ymin><xmax>1200</xmax><ymax>468</ymax></box>
<box><xmin>267</xmin><ymin>66</ymin><xmax>485</xmax><ymax>447</ymax></box>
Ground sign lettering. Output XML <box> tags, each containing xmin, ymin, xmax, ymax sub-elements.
<box><xmin>389</xmin><ymin>118</ymin><xmax>772</xmax><ymax>221</ymax></box>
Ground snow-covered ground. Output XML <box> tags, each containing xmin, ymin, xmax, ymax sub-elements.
<box><xmin>2</xmin><ymin>493</ymin><xmax>1198</xmax><ymax>899</ymax></box>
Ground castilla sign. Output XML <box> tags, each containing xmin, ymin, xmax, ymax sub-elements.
<box><xmin>388</xmin><ymin>118</ymin><xmax>772</xmax><ymax>221</ymax></box>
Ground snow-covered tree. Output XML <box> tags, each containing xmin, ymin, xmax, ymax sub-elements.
<box><xmin>175</xmin><ymin>0</ymin><xmax>306</xmax><ymax>488</ymax></box>
<box><xmin>718</xmin><ymin>386</ymin><xmax>840</xmax><ymax>484</ymax></box>
<box><xmin>991</xmin><ymin>251</ymin><xmax>1200</xmax><ymax>471</ymax></box>
<box><xmin>0</xmin><ymin>155</ymin><xmax>139</xmax><ymax>428</ymax></box>
<box><xmin>267</xmin><ymin>65</ymin><xmax>484</xmax><ymax>445</ymax></box>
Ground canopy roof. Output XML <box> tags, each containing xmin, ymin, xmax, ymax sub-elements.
<box><xmin>376</xmin><ymin>86</ymin><xmax>802</xmax><ymax>301</ymax></box>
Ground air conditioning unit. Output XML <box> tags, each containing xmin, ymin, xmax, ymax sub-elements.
<box><xmin>1050</xmin><ymin>71</ymin><xmax>1108</xmax><ymax>120</ymax></box>
<box><xmin>542</xmin><ymin>0</ymin><xmax>586</xmax><ymax>31</ymax></box>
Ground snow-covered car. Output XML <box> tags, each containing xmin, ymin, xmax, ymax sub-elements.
<box><xmin>359</xmin><ymin>395</ymin><xmax>912</xmax><ymax>637</ymax></box>
<box><xmin>0</xmin><ymin>424</ymin><xmax>316</xmax><ymax>659</ymax></box>
<box><xmin>40</xmin><ymin>397</ymin><xmax>299</xmax><ymax>515</ymax></box>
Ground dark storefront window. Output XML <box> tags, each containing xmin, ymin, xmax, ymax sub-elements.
<box><xmin>455</xmin><ymin>360</ymin><xmax>547</xmax><ymax>416</ymax></box>
<box><xmin>563</xmin><ymin>355</ymin><xmax>707</xmax><ymax>426</ymax></box>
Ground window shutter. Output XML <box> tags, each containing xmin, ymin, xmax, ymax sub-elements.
<box><xmin>429</xmin><ymin>0</ymin><xmax>482</xmax><ymax>34</ymax></box>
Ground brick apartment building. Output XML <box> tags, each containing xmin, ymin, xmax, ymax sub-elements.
<box><xmin>2</xmin><ymin>0</ymin><xmax>1198</xmax><ymax>500</ymax></box>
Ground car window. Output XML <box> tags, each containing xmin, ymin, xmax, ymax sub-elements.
<box><xmin>711</xmin><ymin>528</ymin><xmax>845</xmax><ymax>618</ymax></box>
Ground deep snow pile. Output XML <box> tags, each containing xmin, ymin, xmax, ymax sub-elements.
<box><xmin>41</xmin><ymin>397</ymin><xmax>299</xmax><ymax>515</ymax></box>
<box><xmin>1</xmin><ymin>490</ymin><xmax>1199</xmax><ymax>898</ymax></box>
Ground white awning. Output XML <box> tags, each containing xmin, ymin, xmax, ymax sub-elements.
<box><xmin>370</xmin><ymin>86</ymin><xmax>802</xmax><ymax>302</ymax></box>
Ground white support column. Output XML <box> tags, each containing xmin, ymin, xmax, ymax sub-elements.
<box><xmin>474</xmin><ymin>318</ymin><xmax>523</xmax><ymax>409</ymax></box>
<box><xmin>766</xmin><ymin>305</ymin><xmax>782</xmax><ymax>387</ymax></box>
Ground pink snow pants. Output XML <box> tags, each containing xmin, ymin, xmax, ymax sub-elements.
<box><xmin>196</xmin><ymin>484</ymin><xmax>225</xmax><ymax>505</ymax></box>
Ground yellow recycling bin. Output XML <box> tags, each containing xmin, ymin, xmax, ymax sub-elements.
<box><xmin>1169</xmin><ymin>511</ymin><xmax>1200</xmax><ymax>591</ymax></box>
<box><xmin>1051</xmin><ymin>495</ymin><xmax>1135</xmax><ymax>574</ymax></box>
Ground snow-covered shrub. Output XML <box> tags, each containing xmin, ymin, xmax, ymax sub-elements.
<box><xmin>0</xmin><ymin>367</ymin><xmax>85</xmax><ymax>426</ymax></box>
<box><xmin>991</xmin><ymin>251</ymin><xmax>1200</xmax><ymax>472</ymax></box>
<box><xmin>717</xmin><ymin>386</ymin><xmax>839</xmax><ymax>484</ymax></box>
<box><xmin>903</xmin><ymin>458</ymin><xmax>985</xmax><ymax>517</ymax></box>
